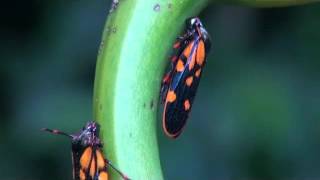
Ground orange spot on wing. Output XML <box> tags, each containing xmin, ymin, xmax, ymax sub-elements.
<box><xmin>80</xmin><ymin>147</ymin><xmax>93</xmax><ymax>169</ymax></box>
<box><xmin>89</xmin><ymin>157</ymin><xmax>96</xmax><ymax>177</ymax></box>
<box><xmin>176</xmin><ymin>59</ymin><xmax>184</xmax><ymax>72</ymax></box>
<box><xmin>80</xmin><ymin>169</ymin><xmax>86</xmax><ymax>180</ymax></box>
<box><xmin>195</xmin><ymin>68</ymin><xmax>202</xmax><ymax>77</ymax></box>
<box><xmin>182</xmin><ymin>41</ymin><xmax>197</xmax><ymax>71</ymax></box>
<box><xmin>166</xmin><ymin>90</ymin><xmax>176</xmax><ymax>103</ymax></box>
<box><xmin>185</xmin><ymin>76</ymin><xmax>193</xmax><ymax>86</ymax></box>
<box><xmin>183</xmin><ymin>41</ymin><xmax>194</xmax><ymax>57</ymax></box>
<box><xmin>99</xmin><ymin>171</ymin><xmax>109</xmax><ymax>180</ymax></box>
<box><xmin>80</xmin><ymin>147</ymin><xmax>97</xmax><ymax>177</ymax></box>
<box><xmin>188</xmin><ymin>53</ymin><xmax>196</xmax><ymax>71</ymax></box>
<box><xmin>96</xmin><ymin>150</ymin><xmax>106</xmax><ymax>169</ymax></box>
<box><xmin>184</xmin><ymin>99</ymin><xmax>191</xmax><ymax>111</ymax></box>
<box><xmin>196</xmin><ymin>40</ymin><xmax>205</xmax><ymax>66</ymax></box>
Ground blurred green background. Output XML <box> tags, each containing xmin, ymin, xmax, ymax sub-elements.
<box><xmin>1</xmin><ymin>1</ymin><xmax>320</xmax><ymax>179</ymax></box>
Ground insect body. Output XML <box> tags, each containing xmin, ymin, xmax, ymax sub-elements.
<box><xmin>42</xmin><ymin>121</ymin><xmax>129</xmax><ymax>180</ymax></box>
<box><xmin>161</xmin><ymin>17</ymin><xmax>211</xmax><ymax>138</ymax></box>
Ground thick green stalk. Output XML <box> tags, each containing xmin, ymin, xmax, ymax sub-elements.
<box><xmin>93</xmin><ymin>0</ymin><xmax>209</xmax><ymax>179</ymax></box>
<box><xmin>93</xmin><ymin>0</ymin><xmax>318</xmax><ymax>179</ymax></box>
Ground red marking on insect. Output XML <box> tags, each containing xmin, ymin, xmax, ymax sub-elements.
<box><xmin>195</xmin><ymin>68</ymin><xmax>202</xmax><ymax>78</ymax></box>
<box><xmin>42</xmin><ymin>122</ymin><xmax>130</xmax><ymax>180</ymax></box>
<box><xmin>173</xmin><ymin>41</ymin><xmax>181</xmax><ymax>49</ymax></box>
<box><xmin>171</xmin><ymin>55</ymin><xmax>178</xmax><ymax>62</ymax></box>
<box><xmin>184</xmin><ymin>99</ymin><xmax>191</xmax><ymax>111</ymax></box>
<box><xmin>160</xmin><ymin>17</ymin><xmax>211</xmax><ymax>138</ymax></box>
<box><xmin>185</xmin><ymin>76</ymin><xmax>193</xmax><ymax>87</ymax></box>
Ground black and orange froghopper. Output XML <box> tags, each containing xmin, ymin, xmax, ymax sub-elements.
<box><xmin>161</xmin><ymin>17</ymin><xmax>211</xmax><ymax>138</ymax></box>
<box><xmin>42</xmin><ymin>121</ymin><xmax>129</xmax><ymax>180</ymax></box>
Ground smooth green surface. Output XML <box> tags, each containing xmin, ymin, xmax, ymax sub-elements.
<box><xmin>93</xmin><ymin>0</ymin><xmax>318</xmax><ymax>179</ymax></box>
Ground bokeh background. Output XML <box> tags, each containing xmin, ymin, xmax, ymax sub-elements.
<box><xmin>1</xmin><ymin>1</ymin><xmax>320</xmax><ymax>179</ymax></box>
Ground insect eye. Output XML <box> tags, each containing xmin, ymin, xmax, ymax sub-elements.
<box><xmin>190</xmin><ymin>18</ymin><xmax>196</xmax><ymax>25</ymax></box>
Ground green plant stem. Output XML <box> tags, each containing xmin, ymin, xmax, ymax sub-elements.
<box><xmin>225</xmin><ymin>0</ymin><xmax>319</xmax><ymax>7</ymax></box>
<box><xmin>93</xmin><ymin>0</ymin><xmax>318</xmax><ymax>179</ymax></box>
<box><xmin>93</xmin><ymin>1</ymin><xmax>209</xmax><ymax>179</ymax></box>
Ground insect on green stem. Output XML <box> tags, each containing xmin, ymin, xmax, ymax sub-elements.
<box><xmin>92</xmin><ymin>0</ymin><xmax>318</xmax><ymax>179</ymax></box>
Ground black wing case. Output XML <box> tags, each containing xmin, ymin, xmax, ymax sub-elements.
<box><xmin>160</xmin><ymin>34</ymin><xmax>194</xmax><ymax>102</ymax></box>
<box><xmin>162</xmin><ymin>37</ymin><xmax>208</xmax><ymax>138</ymax></box>
<box><xmin>71</xmin><ymin>140</ymin><xmax>84</xmax><ymax>180</ymax></box>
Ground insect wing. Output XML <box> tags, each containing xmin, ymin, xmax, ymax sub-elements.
<box><xmin>160</xmin><ymin>36</ymin><xmax>191</xmax><ymax>102</ymax></box>
<box><xmin>163</xmin><ymin>37</ymin><xmax>207</xmax><ymax>138</ymax></box>
<box><xmin>74</xmin><ymin>146</ymin><xmax>108</xmax><ymax>180</ymax></box>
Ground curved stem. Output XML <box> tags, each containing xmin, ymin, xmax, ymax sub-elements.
<box><xmin>92</xmin><ymin>0</ymin><xmax>318</xmax><ymax>179</ymax></box>
<box><xmin>93</xmin><ymin>0</ymin><xmax>209</xmax><ymax>179</ymax></box>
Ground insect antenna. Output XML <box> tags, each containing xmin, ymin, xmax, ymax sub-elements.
<box><xmin>41</xmin><ymin>128</ymin><xmax>73</xmax><ymax>138</ymax></box>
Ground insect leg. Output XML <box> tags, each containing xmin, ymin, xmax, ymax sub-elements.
<box><xmin>105</xmin><ymin>159</ymin><xmax>131</xmax><ymax>180</ymax></box>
